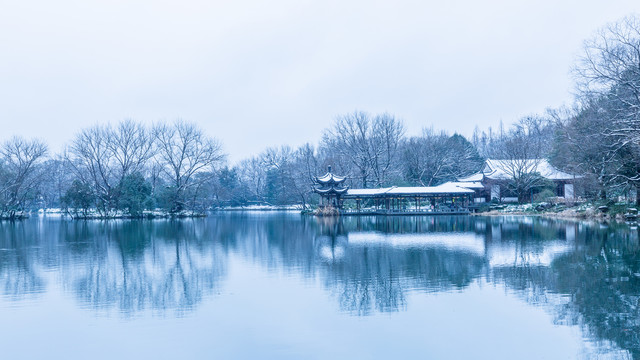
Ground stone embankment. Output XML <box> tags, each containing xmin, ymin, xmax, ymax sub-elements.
<box><xmin>476</xmin><ymin>202</ymin><xmax>638</xmax><ymax>222</ymax></box>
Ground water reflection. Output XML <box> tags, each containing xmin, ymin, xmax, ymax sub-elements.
<box><xmin>0</xmin><ymin>214</ymin><xmax>638</xmax><ymax>356</ymax></box>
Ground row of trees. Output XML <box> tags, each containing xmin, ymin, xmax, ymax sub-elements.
<box><xmin>0</xmin><ymin>104</ymin><xmax>613</xmax><ymax>217</ymax></box>
<box><xmin>0</xmin><ymin>112</ymin><xmax>491</xmax><ymax>218</ymax></box>
<box><xmin>0</xmin><ymin>120</ymin><xmax>224</xmax><ymax>218</ymax></box>
<box><xmin>214</xmin><ymin>111</ymin><xmax>489</xmax><ymax>208</ymax></box>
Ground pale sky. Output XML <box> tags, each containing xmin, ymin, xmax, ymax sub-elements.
<box><xmin>0</xmin><ymin>0</ymin><xmax>638</xmax><ymax>163</ymax></box>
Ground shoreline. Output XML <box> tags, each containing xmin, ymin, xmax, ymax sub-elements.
<box><xmin>472</xmin><ymin>209</ymin><xmax>633</xmax><ymax>223</ymax></box>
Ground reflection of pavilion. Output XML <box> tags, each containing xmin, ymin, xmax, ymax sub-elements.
<box><xmin>313</xmin><ymin>167</ymin><xmax>475</xmax><ymax>215</ymax></box>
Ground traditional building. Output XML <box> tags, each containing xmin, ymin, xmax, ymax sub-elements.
<box><xmin>313</xmin><ymin>166</ymin><xmax>349</xmax><ymax>208</ymax></box>
<box><xmin>457</xmin><ymin>159</ymin><xmax>579</xmax><ymax>202</ymax></box>
<box><xmin>341</xmin><ymin>183</ymin><xmax>475</xmax><ymax>214</ymax></box>
<box><xmin>312</xmin><ymin>167</ymin><xmax>475</xmax><ymax>214</ymax></box>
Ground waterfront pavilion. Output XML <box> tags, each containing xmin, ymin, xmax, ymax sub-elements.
<box><xmin>341</xmin><ymin>183</ymin><xmax>475</xmax><ymax>215</ymax></box>
<box><xmin>312</xmin><ymin>167</ymin><xmax>476</xmax><ymax>215</ymax></box>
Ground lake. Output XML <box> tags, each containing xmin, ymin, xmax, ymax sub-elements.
<box><xmin>0</xmin><ymin>213</ymin><xmax>638</xmax><ymax>359</ymax></box>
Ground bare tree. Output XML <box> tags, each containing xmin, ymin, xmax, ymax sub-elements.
<box><xmin>401</xmin><ymin>129</ymin><xmax>482</xmax><ymax>186</ymax></box>
<box><xmin>154</xmin><ymin>120</ymin><xmax>225</xmax><ymax>212</ymax></box>
<box><xmin>107</xmin><ymin>119</ymin><xmax>155</xmax><ymax>182</ymax></box>
<box><xmin>67</xmin><ymin>124</ymin><xmax>113</xmax><ymax>214</ymax></box>
<box><xmin>573</xmin><ymin>15</ymin><xmax>640</xmax><ymax>150</ymax></box>
<box><xmin>575</xmin><ymin>15</ymin><xmax>640</xmax><ymax>111</ymax></box>
<box><xmin>293</xmin><ymin>143</ymin><xmax>322</xmax><ymax>208</ymax></box>
<box><xmin>39</xmin><ymin>156</ymin><xmax>74</xmax><ymax>209</ymax></box>
<box><xmin>402</xmin><ymin>129</ymin><xmax>451</xmax><ymax>186</ymax></box>
<box><xmin>558</xmin><ymin>15</ymin><xmax>640</xmax><ymax>200</ymax></box>
<box><xmin>323</xmin><ymin>111</ymin><xmax>373</xmax><ymax>187</ymax></box>
<box><xmin>322</xmin><ymin>111</ymin><xmax>404</xmax><ymax>188</ymax></box>
<box><xmin>370</xmin><ymin>113</ymin><xmax>405</xmax><ymax>186</ymax></box>
<box><xmin>492</xmin><ymin>128</ymin><xmax>547</xmax><ymax>203</ymax></box>
<box><xmin>237</xmin><ymin>157</ymin><xmax>266</xmax><ymax>202</ymax></box>
<box><xmin>0</xmin><ymin>137</ymin><xmax>48</xmax><ymax>218</ymax></box>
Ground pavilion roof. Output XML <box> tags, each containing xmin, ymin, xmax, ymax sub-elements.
<box><xmin>314</xmin><ymin>187</ymin><xmax>349</xmax><ymax>195</ymax></box>
<box><xmin>343</xmin><ymin>184</ymin><xmax>474</xmax><ymax>198</ymax></box>
<box><xmin>315</xmin><ymin>172</ymin><xmax>347</xmax><ymax>184</ymax></box>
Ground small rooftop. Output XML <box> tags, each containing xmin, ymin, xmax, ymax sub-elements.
<box><xmin>315</xmin><ymin>165</ymin><xmax>346</xmax><ymax>184</ymax></box>
<box><xmin>459</xmin><ymin>159</ymin><xmax>579</xmax><ymax>182</ymax></box>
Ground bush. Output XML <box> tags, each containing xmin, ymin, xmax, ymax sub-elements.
<box><xmin>116</xmin><ymin>173</ymin><xmax>152</xmax><ymax>217</ymax></box>
<box><xmin>61</xmin><ymin>180</ymin><xmax>95</xmax><ymax>216</ymax></box>
<box><xmin>534</xmin><ymin>188</ymin><xmax>556</xmax><ymax>203</ymax></box>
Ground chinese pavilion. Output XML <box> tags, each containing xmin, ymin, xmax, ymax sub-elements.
<box><xmin>313</xmin><ymin>166</ymin><xmax>348</xmax><ymax>208</ymax></box>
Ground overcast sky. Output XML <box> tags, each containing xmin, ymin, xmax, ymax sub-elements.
<box><xmin>0</xmin><ymin>0</ymin><xmax>638</xmax><ymax>163</ymax></box>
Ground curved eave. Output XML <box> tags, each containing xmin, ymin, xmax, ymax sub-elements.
<box><xmin>315</xmin><ymin>173</ymin><xmax>347</xmax><ymax>184</ymax></box>
<box><xmin>314</xmin><ymin>187</ymin><xmax>349</xmax><ymax>195</ymax></box>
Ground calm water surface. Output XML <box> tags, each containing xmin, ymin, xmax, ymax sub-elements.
<box><xmin>0</xmin><ymin>213</ymin><xmax>638</xmax><ymax>359</ymax></box>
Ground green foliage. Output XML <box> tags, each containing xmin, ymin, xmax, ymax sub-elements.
<box><xmin>155</xmin><ymin>186</ymin><xmax>181</xmax><ymax>213</ymax></box>
<box><xmin>215</xmin><ymin>166</ymin><xmax>247</xmax><ymax>206</ymax></box>
<box><xmin>264</xmin><ymin>167</ymin><xmax>283</xmax><ymax>205</ymax></box>
<box><xmin>445</xmin><ymin>133</ymin><xmax>484</xmax><ymax>177</ymax></box>
<box><xmin>533</xmin><ymin>188</ymin><xmax>556</xmax><ymax>202</ymax></box>
<box><xmin>61</xmin><ymin>180</ymin><xmax>95</xmax><ymax>216</ymax></box>
<box><xmin>116</xmin><ymin>173</ymin><xmax>152</xmax><ymax>217</ymax></box>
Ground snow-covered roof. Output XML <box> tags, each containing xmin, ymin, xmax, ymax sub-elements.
<box><xmin>345</xmin><ymin>184</ymin><xmax>474</xmax><ymax>197</ymax></box>
<box><xmin>443</xmin><ymin>181</ymin><xmax>485</xmax><ymax>190</ymax></box>
<box><xmin>388</xmin><ymin>183</ymin><xmax>475</xmax><ymax>195</ymax></box>
<box><xmin>345</xmin><ymin>187</ymin><xmax>394</xmax><ymax>196</ymax></box>
<box><xmin>315</xmin><ymin>172</ymin><xmax>346</xmax><ymax>183</ymax></box>
<box><xmin>314</xmin><ymin>187</ymin><xmax>348</xmax><ymax>195</ymax></box>
<box><xmin>483</xmin><ymin>159</ymin><xmax>577</xmax><ymax>181</ymax></box>
<box><xmin>458</xmin><ymin>173</ymin><xmax>484</xmax><ymax>182</ymax></box>
<box><xmin>459</xmin><ymin>159</ymin><xmax>578</xmax><ymax>182</ymax></box>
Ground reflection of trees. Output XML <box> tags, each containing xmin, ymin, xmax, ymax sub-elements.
<box><xmin>314</xmin><ymin>216</ymin><xmax>574</xmax><ymax>315</ymax></box>
<box><xmin>489</xmin><ymin>222</ymin><xmax>640</xmax><ymax>358</ymax></box>
<box><xmin>3</xmin><ymin>213</ymin><xmax>640</xmax><ymax>357</ymax></box>
<box><xmin>63</xmin><ymin>219</ymin><xmax>227</xmax><ymax>315</ymax></box>
<box><xmin>0</xmin><ymin>218</ymin><xmax>228</xmax><ymax>315</ymax></box>
<box><xmin>217</xmin><ymin>215</ymin><xmax>574</xmax><ymax>315</ymax></box>
<box><xmin>323</xmin><ymin>246</ymin><xmax>485</xmax><ymax>315</ymax></box>
<box><xmin>0</xmin><ymin>221</ymin><xmax>46</xmax><ymax>298</ymax></box>
<box><xmin>550</xmin><ymin>227</ymin><xmax>640</xmax><ymax>358</ymax></box>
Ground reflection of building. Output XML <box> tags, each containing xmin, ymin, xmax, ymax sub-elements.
<box><xmin>455</xmin><ymin>159</ymin><xmax>579</xmax><ymax>203</ymax></box>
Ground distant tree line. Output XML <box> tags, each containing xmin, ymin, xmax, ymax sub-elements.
<box><xmin>0</xmin><ymin>120</ymin><xmax>224</xmax><ymax>219</ymax></box>
<box><xmin>2</xmin><ymin>14</ymin><xmax>640</xmax><ymax>218</ymax></box>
